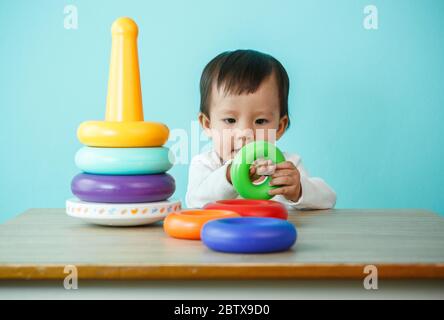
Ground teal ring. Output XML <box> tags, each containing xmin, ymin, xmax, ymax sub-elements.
<box><xmin>75</xmin><ymin>146</ymin><xmax>174</xmax><ymax>175</ymax></box>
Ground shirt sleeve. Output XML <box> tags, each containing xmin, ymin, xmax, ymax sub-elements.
<box><xmin>185</xmin><ymin>156</ymin><xmax>238</xmax><ymax>208</ymax></box>
<box><xmin>272</xmin><ymin>154</ymin><xmax>337</xmax><ymax>210</ymax></box>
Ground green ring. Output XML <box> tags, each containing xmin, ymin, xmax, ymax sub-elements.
<box><xmin>230</xmin><ymin>141</ymin><xmax>286</xmax><ymax>200</ymax></box>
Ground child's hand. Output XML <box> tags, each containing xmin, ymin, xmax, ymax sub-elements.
<box><xmin>253</xmin><ymin>159</ymin><xmax>276</xmax><ymax>176</ymax></box>
<box><xmin>268</xmin><ymin>161</ymin><xmax>302</xmax><ymax>202</ymax></box>
<box><xmin>249</xmin><ymin>159</ymin><xmax>276</xmax><ymax>183</ymax></box>
<box><xmin>227</xmin><ymin>159</ymin><xmax>276</xmax><ymax>184</ymax></box>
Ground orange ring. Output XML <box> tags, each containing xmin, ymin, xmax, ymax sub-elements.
<box><xmin>163</xmin><ymin>209</ymin><xmax>239</xmax><ymax>240</ymax></box>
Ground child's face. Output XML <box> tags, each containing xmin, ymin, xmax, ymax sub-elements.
<box><xmin>199</xmin><ymin>74</ymin><xmax>288</xmax><ymax>162</ymax></box>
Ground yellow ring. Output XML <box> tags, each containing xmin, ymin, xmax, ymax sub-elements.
<box><xmin>77</xmin><ymin>121</ymin><xmax>169</xmax><ymax>147</ymax></box>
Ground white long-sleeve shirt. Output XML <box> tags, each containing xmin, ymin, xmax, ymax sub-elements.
<box><xmin>185</xmin><ymin>150</ymin><xmax>336</xmax><ymax>210</ymax></box>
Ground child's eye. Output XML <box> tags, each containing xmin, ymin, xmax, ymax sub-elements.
<box><xmin>255</xmin><ymin>119</ymin><xmax>269</xmax><ymax>125</ymax></box>
<box><xmin>223</xmin><ymin>118</ymin><xmax>236</xmax><ymax>124</ymax></box>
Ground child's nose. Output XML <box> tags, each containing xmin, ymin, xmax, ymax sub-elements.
<box><xmin>235</xmin><ymin>129</ymin><xmax>254</xmax><ymax>146</ymax></box>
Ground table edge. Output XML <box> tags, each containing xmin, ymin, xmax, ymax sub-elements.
<box><xmin>1</xmin><ymin>263</ymin><xmax>444</xmax><ymax>280</ymax></box>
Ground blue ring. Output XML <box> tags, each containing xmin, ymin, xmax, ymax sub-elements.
<box><xmin>75</xmin><ymin>146</ymin><xmax>174</xmax><ymax>175</ymax></box>
<box><xmin>201</xmin><ymin>217</ymin><xmax>297</xmax><ymax>253</ymax></box>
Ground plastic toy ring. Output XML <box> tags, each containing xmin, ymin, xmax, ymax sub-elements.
<box><xmin>201</xmin><ymin>217</ymin><xmax>297</xmax><ymax>253</ymax></box>
<box><xmin>163</xmin><ymin>210</ymin><xmax>240</xmax><ymax>240</ymax></box>
<box><xmin>71</xmin><ymin>173</ymin><xmax>175</xmax><ymax>203</ymax></box>
<box><xmin>75</xmin><ymin>146</ymin><xmax>174</xmax><ymax>175</ymax></box>
<box><xmin>77</xmin><ymin>121</ymin><xmax>169</xmax><ymax>148</ymax></box>
<box><xmin>204</xmin><ymin>199</ymin><xmax>288</xmax><ymax>220</ymax></box>
<box><xmin>66</xmin><ymin>198</ymin><xmax>181</xmax><ymax>227</ymax></box>
<box><xmin>230</xmin><ymin>141</ymin><xmax>286</xmax><ymax>200</ymax></box>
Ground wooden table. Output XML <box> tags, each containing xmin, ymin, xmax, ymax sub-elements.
<box><xmin>0</xmin><ymin>208</ymin><xmax>443</xmax><ymax>299</ymax></box>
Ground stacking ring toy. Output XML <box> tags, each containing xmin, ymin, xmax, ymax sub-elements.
<box><xmin>204</xmin><ymin>199</ymin><xmax>288</xmax><ymax>220</ymax></box>
<box><xmin>77</xmin><ymin>17</ymin><xmax>169</xmax><ymax>148</ymax></box>
<box><xmin>75</xmin><ymin>146</ymin><xmax>174</xmax><ymax>175</ymax></box>
<box><xmin>164</xmin><ymin>210</ymin><xmax>240</xmax><ymax>240</ymax></box>
<box><xmin>77</xmin><ymin>121</ymin><xmax>169</xmax><ymax>148</ymax></box>
<box><xmin>71</xmin><ymin>173</ymin><xmax>175</xmax><ymax>203</ymax></box>
<box><xmin>230</xmin><ymin>141</ymin><xmax>286</xmax><ymax>200</ymax></box>
<box><xmin>201</xmin><ymin>217</ymin><xmax>297</xmax><ymax>253</ymax></box>
<box><xmin>66</xmin><ymin>198</ymin><xmax>181</xmax><ymax>227</ymax></box>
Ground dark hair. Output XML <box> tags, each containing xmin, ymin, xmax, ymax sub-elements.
<box><xmin>199</xmin><ymin>49</ymin><xmax>290</xmax><ymax>129</ymax></box>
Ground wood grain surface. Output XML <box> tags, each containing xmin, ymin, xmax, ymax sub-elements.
<box><xmin>0</xmin><ymin>208</ymin><xmax>443</xmax><ymax>280</ymax></box>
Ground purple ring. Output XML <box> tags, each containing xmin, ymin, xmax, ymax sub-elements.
<box><xmin>71</xmin><ymin>173</ymin><xmax>175</xmax><ymax>203</ymax></box>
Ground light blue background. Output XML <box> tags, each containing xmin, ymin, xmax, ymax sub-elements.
<box><xmin>1</xmin><ymin>0</ymin><xmax>443</xmax><ymax>223</ymax></box>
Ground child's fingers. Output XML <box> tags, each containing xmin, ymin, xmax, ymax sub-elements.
<box><xmin>255</xmin><ymin>166</ymin><xmax>267</xmax><ymax>175</ymax></box>
<box><xmin>276</xmin><ymin>161</ymin><xmax>296</xmax><ymax>170</ymax></box>
<box><xmin>271</xmin><ymin>169</ymin><xmax>295</xmax><ymax>178</ymax></box>
<box><xmin>270</xmin><ymin>175</ymin><xmax>295</xmax><ymax>186</ymax></box>
<box><xmin>268</xmin><ymin>186</ymin><xmax>293</xmax><ymax>196</ymax></box>
<box><xmin>256</xmin><ymin>164</ymin><xmax>276</xmax><ymax>176</ymax></box>
<box><xmin>253</xmin><ymin>159</ymin><xmax>269</xmax><ymax>166</ymax></box>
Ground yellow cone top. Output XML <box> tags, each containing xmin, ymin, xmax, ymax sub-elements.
<box><xmin>105</xmin><ymin>17</ymin><xmax>143</xmax><ymax>122</ymax></box>
<box><xmin>77</xmin><ymin>17</ymin><xmax>170</xmax><ymax>148</ymax></box>
<box><xmin>111</xmin><ymin>17</ymin><xmax>138</xmax><ymax>36</ymax></box>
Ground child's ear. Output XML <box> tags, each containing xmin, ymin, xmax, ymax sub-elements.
<box><xmin>276</xmin><ymin>115</ymin><xmax>289</xmax><ymax>140</ymax></box>
<box><xmin>198</xmin><ymin>112</ymin><xmax>212</xmax><ymax>136</ymax></box>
